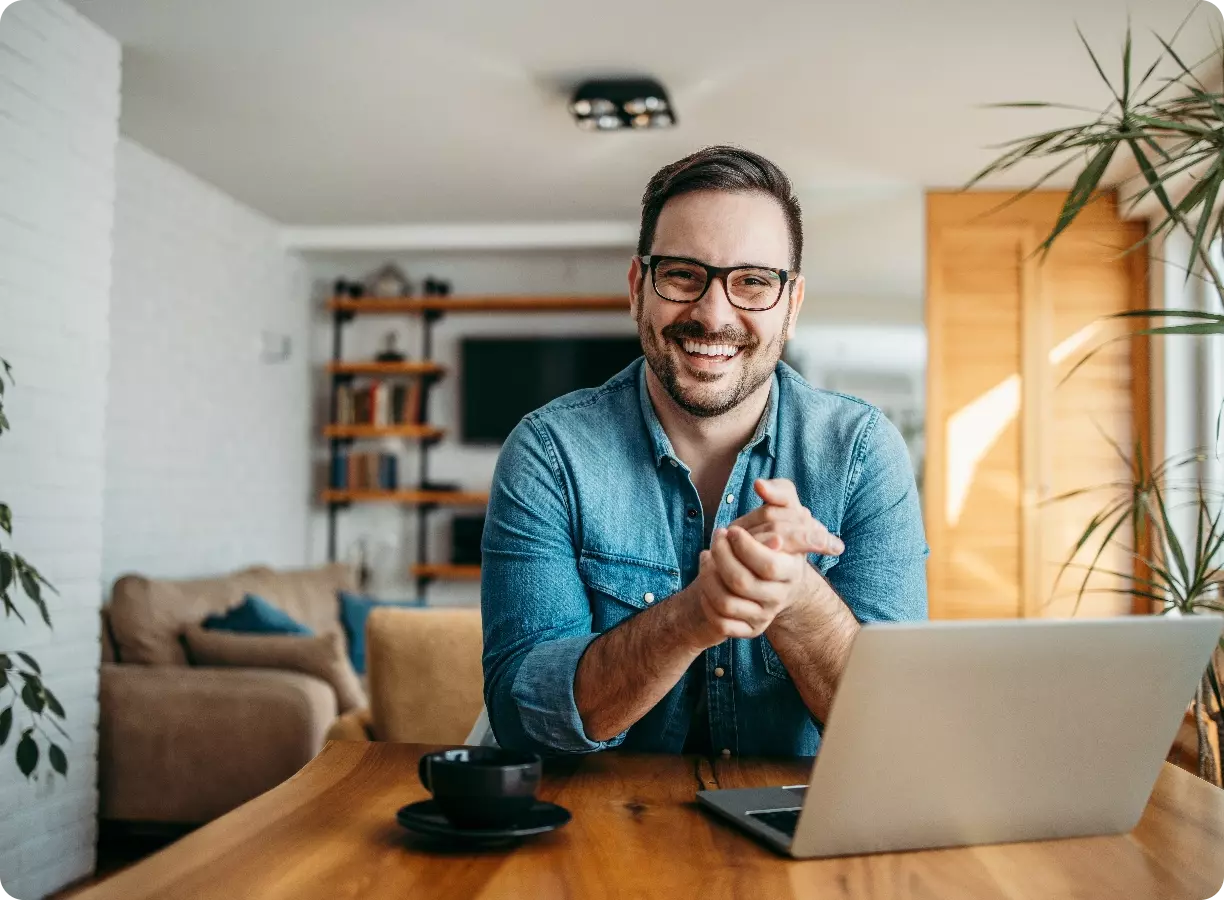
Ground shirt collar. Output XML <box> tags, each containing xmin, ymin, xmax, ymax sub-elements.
<box><xmin>637</xmin><ymin>360</ymin><xmax>779</xmax><ymax>467</ymax></box>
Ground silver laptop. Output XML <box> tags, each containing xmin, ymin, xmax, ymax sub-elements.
<box><xmin>697</xmin><ymin>616</ymin><xmax>1222</xmax><ymax>858</ymax></box>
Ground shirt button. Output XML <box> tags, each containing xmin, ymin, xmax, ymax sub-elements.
<box><xmin>686</xmin><ymin>508</ymin><xmax>698</xmax><ymax>519</ymax></box>
<box><xmin>725</xmin><ymin>494</ymin><xmax>735</xmax><ymax>505</ymax></box>
<box><xmin>721</xmin><ymin>748</ymin><xmax>732</xmax><ymax>759</ymax></box>
<box><xmin>713</xmin><ymin>667</ymin><xmax>725</xmax><ymax>678</ymax></box>
<box><xmin>669</xmin><ymin>459</ymin><xmax>678</xmax><ymax>467</ymax></box>
<box><xmin>643</xmin><ymin>592</ymin><xmax>655</xmax><ymax>604</ymax></box>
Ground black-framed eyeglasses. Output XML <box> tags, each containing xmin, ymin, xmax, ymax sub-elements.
<box><xmin>638</xmin><ymin>255</ymin><xmax>793</xmax><ymax>312</ymax></box>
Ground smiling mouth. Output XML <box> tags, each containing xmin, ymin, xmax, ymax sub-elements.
<box><xmin>675</xmin><ymin>338</ymin><xmax>744</xmax><ymax>364</ymax></box>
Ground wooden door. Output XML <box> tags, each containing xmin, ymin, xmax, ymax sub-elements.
<box><xmin>926</xmin><ymin>193</ymin><xmax>1149</xmax><ymax>620</ymax></box>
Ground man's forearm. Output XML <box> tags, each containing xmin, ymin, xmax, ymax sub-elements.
<box><xmin>765</xmin><ymin>568</ymin><xmax>860</xmax><ymax>724</ymax></box>
<box><xmin>574</xmin><ymin>590</ymin><xmax>704</xmax><ymax>742</ymax></box>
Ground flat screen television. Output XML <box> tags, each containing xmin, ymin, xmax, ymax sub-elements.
<box><xmin>461</xmin><ymin>336</ymin><xmax>642</xmax><ymax>444</ymax></box>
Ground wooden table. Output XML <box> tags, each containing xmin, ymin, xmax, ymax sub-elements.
<box><xmin>77</xmin><ymin>741</ymin><xmax>1224</xmax><ymax>900</ymax></box>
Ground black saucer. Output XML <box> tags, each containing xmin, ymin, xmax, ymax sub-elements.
<box><xmin>396</xmin><ymin>799</ymin><xmax>571</xmax><ymax>846</ymax></box>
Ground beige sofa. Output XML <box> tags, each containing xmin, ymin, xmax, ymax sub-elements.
<box><xmin>99</xmin><ymin>563</ymin><xmax>358</xmax><ymax>824</ymax></box>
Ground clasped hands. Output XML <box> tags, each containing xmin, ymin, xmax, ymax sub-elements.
<box><xmin>685</xmin><ymin>479</ymin><xmax>843</xmax><ymax>649</ymax></box>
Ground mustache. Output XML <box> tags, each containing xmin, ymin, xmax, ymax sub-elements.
<box><xmin>660</xmin><ymin>320</ymin><xmax>756</xmax><ymax>347</ymax></box>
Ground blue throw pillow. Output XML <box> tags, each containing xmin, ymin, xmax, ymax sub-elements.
<box><xmin>339</xmin><ymin>591</ymin><xmax>421</xmax><ymax>674</ymax></box>
<box><xmin>203</xmin><ymin>594</ymin><xmax>314</xmax><ymax>636</ymax></box>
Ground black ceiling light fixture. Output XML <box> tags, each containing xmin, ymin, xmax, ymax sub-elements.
<box><xmin>569</xmin><ymin>78</ymin><xmax>676</xmax><ymax>131</ymax></box>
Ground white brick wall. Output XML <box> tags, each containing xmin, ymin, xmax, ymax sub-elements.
<box><xmin>103</xmin><ymin>139</ymin><xmax>311</xmax><ymax>583</ymax></box>
<box><xmin>0</xmin><ymin>1</ymin><xmax>120</xmax><ymax>898</ymax></box>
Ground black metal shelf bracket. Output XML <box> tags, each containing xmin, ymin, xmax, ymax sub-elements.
<box><xmin>325</xmin><ymin>296</ymin><xmax>449</xmax><ymax>604</ymax></box>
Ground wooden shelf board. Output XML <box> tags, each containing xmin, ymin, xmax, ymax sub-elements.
<box><xmin>328</xmin><ymin>361</ymin><xmax>445</xmax><ymax>377</ymax></box>
<box><xmin>412</xmin><ymin>564</ymin><xmax>481</xmax><ymax>581</ymax></box>
<box><xmin>322</xmin><ymin>490</ymin><xmax>488</xmax><ymax>506</ymax></box>
<box><xmin>323</xmin><ymin>424</ymin><xmax>445</xmax><ymax>440</ymax></box>
<box><xmin>328</xmin><ymin>295</ymin><xmax>628</xmax><ymax>314</ymax></box>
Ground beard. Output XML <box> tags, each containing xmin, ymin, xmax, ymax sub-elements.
<box><xmin>636</xmin><ymin>292</ymin><xmax>789</xmax><ymax>419</ymax></box>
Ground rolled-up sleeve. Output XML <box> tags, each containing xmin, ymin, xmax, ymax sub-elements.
<box><xmin>481</xmin><ymin>416</ymin><xmax>628</xmax><ymax>754</ymax></box>
<box><xmin>829</xmin><ymin>410</ymin><xmax>929</xmax><ymax>623</ymax></box>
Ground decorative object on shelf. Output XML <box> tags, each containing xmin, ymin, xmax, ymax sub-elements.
<box><xmin>349</xmin><ymin>537</ymin><xmax>373</xmax><ymax>591</ymax></box>
<box><xmin>366</xmin><ymin>264</ymin><xmax>412</xmax><ymax>299</ymax></box>
<box><xmin>333</xmin><ymin>278</ymin><xmax>364</xmax><ymax>299</ymax></box>
<box><xmin>422</xmin><ymin>277</ymin><xmax>452</xmax><ymax>297</ymax></box>
<box><xmin>570</xmin><ymin>77</ymin><xmax>676</xmax><ymax>131</ymax></box>
<box><xmin>375</xmin><ymin>332</ymin><xmax>407</xmax><ymax>363</ymax></box>
<box><xmin>0</xmin><ymin>356</ymin><xmax>67</xmax><ymax>781</ymax></box>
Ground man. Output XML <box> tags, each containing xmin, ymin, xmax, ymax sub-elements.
<box><xmin>481</xmin><ymin>146</ymin><xmax>927</xmax><ymax>757</ymax></box>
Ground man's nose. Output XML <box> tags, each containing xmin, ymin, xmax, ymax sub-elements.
<box><xmin>687</xmin><ymin>276</ymin><xmax>739</xmax><ymax>333</ymax></box>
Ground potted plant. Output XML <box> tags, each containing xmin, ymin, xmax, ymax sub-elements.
<box><xmin>1</xmin><ymin>357</ymin><xmax>69</xmax><ymax>778</ymax></box>
<box><xmin>970</xmin><ymin>16</ymin><xmax>1224</xmax><ymax>785</ymax></box>
<box><xmin>1048</xmin><ymin>443</ymin><xmax>1222</xmax><ymax>784</ymax></box>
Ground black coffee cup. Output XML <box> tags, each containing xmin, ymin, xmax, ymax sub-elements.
<box><xmin>418</xmin><ymin>747</ymin><xmax>542</xmax><ymax>830</ymax></box>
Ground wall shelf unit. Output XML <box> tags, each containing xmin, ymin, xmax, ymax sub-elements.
<box><xmin>324</xmin><ymin>423</ymin><xmax>445</xmax><ymax>441</ymax></box>
<box><xmin>327</xmin><ymin>295</ymin><xmax>627</xmax><ymax>315</ymax></box>
<box><xmin>323</xmin><ymin>292</ymin><xmax>626</xmax><ymax>601</ymax></box>
<box><xmin>410</xmin><ymin>563</ymin><xmax>482</xmax><ymax>583</ymax></box>
<box><xmin>327</xmin><ymin>361</ymin><xmax>446</xmax><ymax>378</ymax></box>
<box><xmin>321</xmin><ymin>489</ymin><xmax>489</xmax><ymax>507</ymax></box>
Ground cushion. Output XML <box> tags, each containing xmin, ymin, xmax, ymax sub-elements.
<box><xmin>339</xmin><ymin>592</ymin><xmax>421</xmax><ymax>675</ymax></box>
<box><xmin>107</xmin><ymin>563</ymin><xmax>357</xmax><ymax>666</ymax></box>
<box><xmin>182</xmin><ymin>624</ymin><xmax>367</xmax><ymax>714</ymax></box>
<box><xmin>203</xmin><ymin>594</ymin><xmax>313</xmax><ymax>635</ymax></box>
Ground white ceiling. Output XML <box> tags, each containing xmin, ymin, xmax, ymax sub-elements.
<box><xmin>69</xmin><ymin>0</ymin><xmax>1220</xmax><ymax>226</ymax></box>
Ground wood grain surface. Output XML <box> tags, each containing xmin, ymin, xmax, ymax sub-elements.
<box><xmin>74</xmin><ymin>742</ymin><xmax>1224</xmax><ymax>900</ymax></box>
<box><xmin>925</xmin><ymin>191</ymin><xmax>1148</xmax><ymax>622</ymax></box>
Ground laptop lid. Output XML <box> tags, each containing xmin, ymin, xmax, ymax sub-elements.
<box><xmin>786</xmin><ymin>616</ymin><xmax>1221</xmax><ymax>858</ymax></box>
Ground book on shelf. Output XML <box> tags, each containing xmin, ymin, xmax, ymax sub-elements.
<box><xmin>332</xmin><ymin>378</ymin><xmax>423</xmax><ymax>428</ymax></box>
<box><xmin>330</xmin><ymin>450</ymin><xmax>400</xmax><ymax>492</ymax></box>
<box><xmin>404</xmin><ymin>381</ymin><xmax>422</xmax><ymax>425</ymax></box>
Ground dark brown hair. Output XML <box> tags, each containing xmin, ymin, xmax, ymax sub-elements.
<box><xmin>637</xmin><ymin>146</ymin><xmax>803</xmax><ymax>271</ymax></box>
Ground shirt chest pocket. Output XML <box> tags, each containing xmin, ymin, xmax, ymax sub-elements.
<box><xmin>578</xmin><ymin>550</ymin><xmax>680</xmax><ymax>633</ymax></box>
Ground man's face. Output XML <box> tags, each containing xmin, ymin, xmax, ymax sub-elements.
<box><xmin>630</xmin><ymin>190</ymin><xmax>804</xmax><ymax>418</ymax></box>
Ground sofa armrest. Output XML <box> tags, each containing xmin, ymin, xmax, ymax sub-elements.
<box><xmin>99</xmin><ymin>663</ymin><xmax>338</xmax><ymax>823</ymax></box>
<box><xmin>326</xmin><ymin>707</ymin><xmax>374</xmax><ymax>742</ymax></box>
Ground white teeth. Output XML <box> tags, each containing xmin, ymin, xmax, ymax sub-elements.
<box><xmin>681</xmin><ymin>340</ymin><xmax>739</xmax><ymax>358</ymax></box>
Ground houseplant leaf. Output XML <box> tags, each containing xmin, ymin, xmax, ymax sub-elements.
<box><xmin>15</xmin><ymin>730</ymin><xmax>37</xmax><ymax>777</ymax></box>
<box><xmin>20</xmin><ymin>678</ymin><xmax>44</xmax><ymax>715</ymax></box>
<box><xmin>48</xmin><ymin>743</ymin><xmax>67</xmax><ymax>777</ymax></box>
<box><xmin>43</xmin><ymin>687</ymin><xmax>64</xmax><ymax>719</ymax></box>
<box><xmin>1039</xmin><ymin>142</ymin><xmax>1118</xmax><ymax>256</ymax></box>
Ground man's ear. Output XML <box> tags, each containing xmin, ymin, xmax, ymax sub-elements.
<box><xmin>628</xmin><ymin>256</ymin><xmax>645</xmax><ymax>320</ymax></box>
<box><xmin>784</xmin><ymin>274</ymin><xmax>805</xmax><ymax>340</ymax></box>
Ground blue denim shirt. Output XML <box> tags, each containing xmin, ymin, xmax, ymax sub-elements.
<box><xmin>481</xmin><ymin>358</ymin><xmax>928</xmax><ymax>757</ymax></box>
